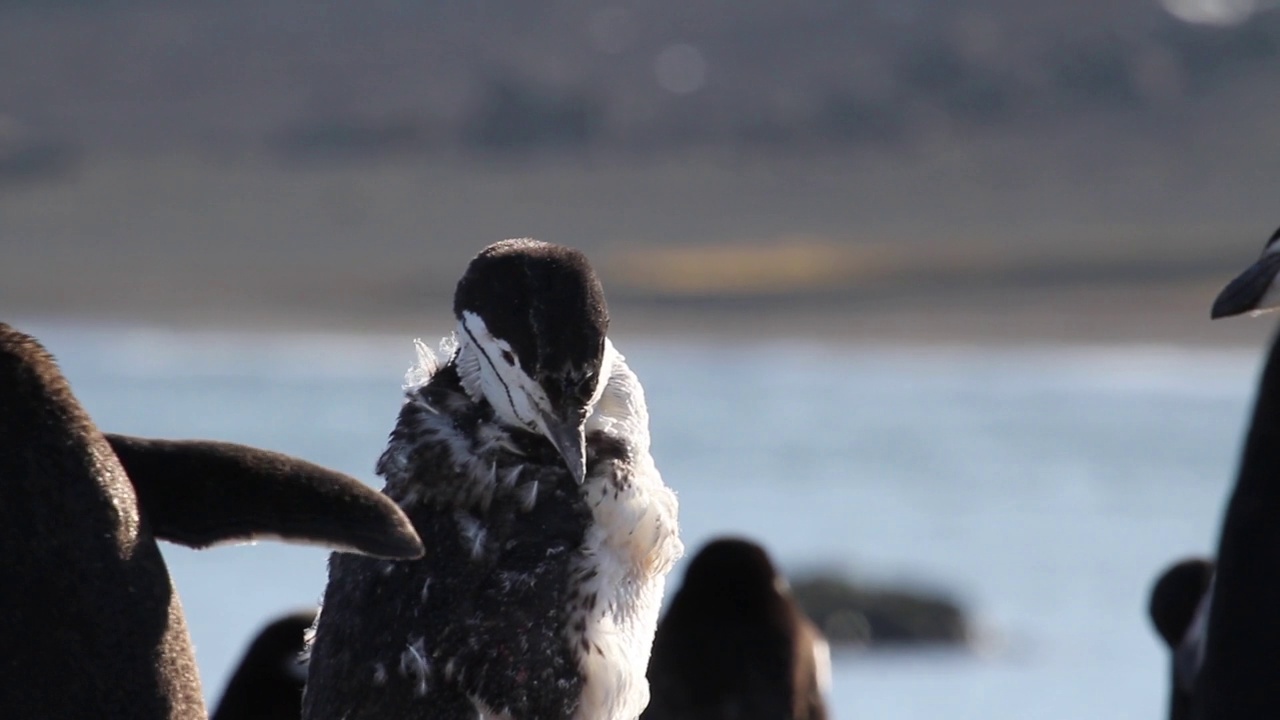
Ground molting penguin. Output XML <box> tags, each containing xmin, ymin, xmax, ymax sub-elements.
<box><xmin>304</xmin><ymin>239</ymin><xmax>684</xmax><ymax>720</ymax></box>
<box><xmin>642</xmin><ymin>537</ymin><xmax>831</xmax><ymax>720</ymax></box>
<box><xmin>1212</xmin><ymin>225</ymin><xmax>1280</xmax><ymax>318</ymax></box>
<box><xmin>1147</xmin><ymin>557</ymin><xmax>1214</xmax><ymax>720</ymax></box>
<box><xmin>1195</xmin><ymin>309</ymin><xmax>1280</xmax><ymax>715</ymax></box>
<box><xmin>0</xmin><ymin>323</ymin><xmax>423</xmax><ymax>719</ymax></box>
<box><xmin>212</xmin><ymin>608</ymin><xmax>318</xmax><ymax>720</ymax></box>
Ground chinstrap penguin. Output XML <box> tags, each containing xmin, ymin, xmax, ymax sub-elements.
<box><xmin>1147</xmin><ymin>557</ymin><xmax>1214</xmax><ymax>720</ymax></box>
<box><xmin>642</xmin><ymin>537</ymin><xmax>830</xmax><ymax>720</ymax></box>
<box><xmin>304</xmin><ymin>238</ymin><xmax>683</xmax><ymax>720</ymax></box>
<box><xmin>212</xmin><ymin>609</ymin><xmax>318</xmax><ymax>720</ymax></box>
<box><xmin>0</xmin><ymin>322</ymin><xmax>422</xmax><ymax>719</ymax></box>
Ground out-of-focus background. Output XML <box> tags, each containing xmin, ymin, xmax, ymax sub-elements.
<box><xmin>5</xmin><ymin>1</ymin><xmax>1280</xmax><ymax>717</ymax></box>
<box><xmin>4</xmin><ymin>0</ymin><xmax>1280</xmax><ymax>344</ymax></box>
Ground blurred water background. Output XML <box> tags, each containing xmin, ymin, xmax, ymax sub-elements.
<box><xmin>15</xmin><ymin>318</ymin><xmax>1257</xmax><ymax>718</ymax></box>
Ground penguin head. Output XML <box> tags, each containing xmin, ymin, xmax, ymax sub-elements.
<box><xmin>453</xmin><ymin>238</ymin><xmax>610</xmax><ymax>484</ymax></box>
<box><xmin>1148</xmin><ymin>557</ymin><xmax>1214</xmax><ymax>648</ymax></box>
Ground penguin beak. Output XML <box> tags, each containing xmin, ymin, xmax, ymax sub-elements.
<box><xmin>537</xmin><ymin>410</ymin><xmax>587</xmax><ymax>484</ymax></box>
<box><xmin>1213</xmin><ymin>252</ymin><xmax>1280</xmax><ymax>319</ymax></box>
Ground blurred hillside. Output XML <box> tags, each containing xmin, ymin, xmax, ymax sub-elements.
<box><xmin>2</xmin><ymin>0</ymin><xmax>1279</xmax><ymax>344</ymax></box>
<box><xmin>3</xmin><ymin>0</ymin><xmax>1279</xmax><ymax>157</ymax></box>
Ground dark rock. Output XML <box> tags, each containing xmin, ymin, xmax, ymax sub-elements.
<box><xmin>789</xmin><ymin>574</ymin><xmax>971</xmax><ymax>648</ymax></box>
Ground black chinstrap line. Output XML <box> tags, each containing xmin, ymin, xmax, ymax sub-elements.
<box><xmin>462</xmin><ymin>321</ymin><xmax>538</xmax><ymax>431</ymax></box>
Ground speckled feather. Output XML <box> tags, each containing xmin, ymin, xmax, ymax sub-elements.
<box><xmin>304</xmin><ymin>339</ymin><xmax>681</xmax><ymax>720</ymax></box>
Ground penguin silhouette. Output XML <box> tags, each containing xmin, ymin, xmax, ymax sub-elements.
<box><xmin>0</xmin><ymin>323</ymin><xmax>422</xmax><ymax>719</ymax></box>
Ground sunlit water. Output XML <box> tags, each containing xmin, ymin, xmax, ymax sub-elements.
<box><xmin>17</xmin><ymin>320</ymin><xmax>1260</xmax><ymax>719</ymax></box>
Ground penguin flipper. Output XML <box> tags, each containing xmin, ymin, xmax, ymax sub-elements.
<box><xmin>106</xmin><ymin>434</ymin><xmax>424</xmax><ymax>559</ymax></box>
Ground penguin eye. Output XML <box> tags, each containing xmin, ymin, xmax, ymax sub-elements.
<box><xmin>501</xmin><ymin>350</ymin><xmax>516</xmax><ymax>365</ymax></box>
<box><xmin>564</xmin><ymin>371</ymin><xmax>592</xmax><ymax>399</ymax></box>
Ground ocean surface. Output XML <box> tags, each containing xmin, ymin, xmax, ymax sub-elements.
<box><xmin>17</xmin><ymin>320</ymin><xmax>1262</xmax><ymax>719</ymax></box>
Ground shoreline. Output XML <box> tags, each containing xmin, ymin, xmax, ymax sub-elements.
<box><xmin>4</xmin><ymin>151</ymin><xmax>1275</xmax><ymax>351</ymax></box>
<box><xmin>11</xmin><ymin>276</ymin><xmax>1276</xmax><ymax>351</ymax></box>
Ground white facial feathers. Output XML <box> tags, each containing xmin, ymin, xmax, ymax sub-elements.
<box><xmin>456</xmin><ymin>311</ymin><xmax>611</xmax><ymax>433</ymax></box>
<box><xmin>458</xmin><ymin>312</ymin><xmax>549</xmax><ymax>432</ymax></box>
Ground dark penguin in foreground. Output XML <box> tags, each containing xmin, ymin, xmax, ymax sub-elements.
<box><xmin>642</xmin><ymin>538</ymin><xmax>830</xmax><ymax>720</ymax></box>
<box><xmin>212</xmin><ymin>609</ymin><xmax>318</xmax><ymax>720</ymax></box>
<box><xmin>1194</xmin><ymin>307</ymin><xmax>1280</xmax><ymax>715</ymax></box>
<box><xmin>1212</xmin><ymin>225</ymin><xmax>1280</xmax><ymax>318</ymax></box>
<box><xmin>1147</xmin><ymin>557</ymin><xmax>1214</xmax><ymax>720</ymax></box>
<box><xmin>0</xmin><ymin>323</ymin><xmax>423</xmax><ymax>719</ymax></box>
<box><xmin>305</xmin><ymin>239</ymin><xmax>683</xmax><ymax>720</ymax></box>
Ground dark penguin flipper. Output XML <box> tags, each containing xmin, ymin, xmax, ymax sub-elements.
<box><xmin>1212</xmin><ymin>252</ymin><xmax>1280</xmax><ymax>319</ymax></box>
<box><xmin>212</xmin><ymin>609</ymin><xmax>317</xmax><ymax>720</ymax></box>
<box><xmin>106</xmin><ymin>434</ymin><xmax>424</xmax><ymax>559</ymax></box>
<box><xmin>1148</xmin><ymin>557</ymin><xmax>1214</xmax><ymax>720</ymax></box>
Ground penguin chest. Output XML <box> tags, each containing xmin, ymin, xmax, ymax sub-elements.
<box><xmin>565</xmin><ymin>448</ymin><xmax>682</xmax><ymax>720</ymax></box>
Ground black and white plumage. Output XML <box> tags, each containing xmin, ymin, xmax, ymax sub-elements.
<box><xmin>642</xmin><ymin>538</ymin><xmax>831</xmax><ymax>720</ymax></box>
<box><xmin>1147</xmin><ymin>557</ymin><xmax>1214</xmax><ymax>720</ymax></box>
<box><xmin>304</xmin><ymin>239</ymin><xmax>683</xmax><ymax>720</ymax></box>
<box><xmin>1212</xmin><ymin>225</ymin><xmax>1280</xmax><ymax>318</ymax></box>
